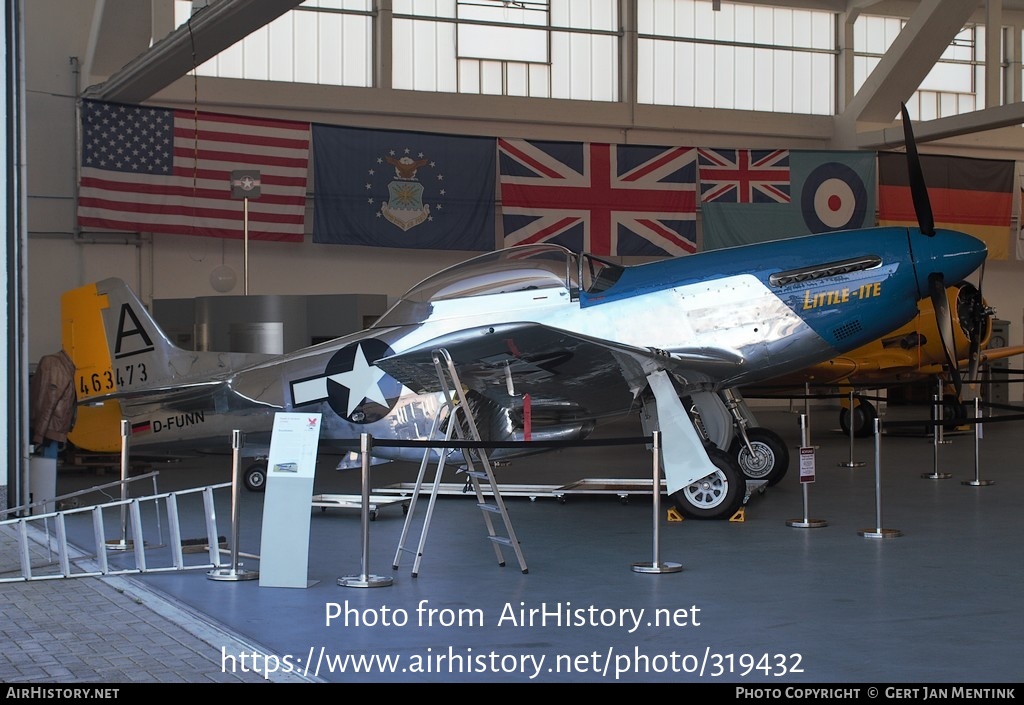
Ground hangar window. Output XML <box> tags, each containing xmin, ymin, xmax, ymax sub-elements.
<box><xmin>175</xmin><ymin>0</ymin><xmax>374</xmax><ymax>86</ymax></box>
<box><xmin>636</xmin><ymin>0</ymin><xmax>836</xmax><ymax>116</ymax></box>
<box><xmin>172</xmin><ymin>1</ymin><xmax>992</xmax><ymax>118</ymax></box>
<box><xmin>392</xmin><ymin>0</ymin><xmax>618</xmax><ymax>100</ymax></box>
<box><xmin>854</xmin><ymin>17</ymin><xmax>985</xmax><ymax>120</ymax></box>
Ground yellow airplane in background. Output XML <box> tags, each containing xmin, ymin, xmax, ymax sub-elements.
<box><xmin>748</xmin><ymin>281</ymin><xmax>1024</xmax><ymax>436</ymax></box>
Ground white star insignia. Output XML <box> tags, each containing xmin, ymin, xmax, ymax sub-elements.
<box><xmin>328</xmin><ymin>344</ymin><xmax>388</xmax><ymax>415</ymax></box>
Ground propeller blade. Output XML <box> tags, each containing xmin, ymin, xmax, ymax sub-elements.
<box><xmin>929</xmin><ymin>273</ymin><xmax>961</xmax><ymax>399</ymax></box>
<box><xmin>965</xmin><ymin>263</ymin><xmax>987</xmax><ymax>383</ymax></box>
<box><xmin>901</xmin><ymin>103</ymin><xmax>935</xmax><ymax>236</ymax></box>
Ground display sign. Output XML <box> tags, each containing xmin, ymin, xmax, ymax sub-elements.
<box><xmin>799</xmin><ymin>446</ymin><xmax>815</xmax><ymax>483</ymax></box>
<box><xmin>259</xmin><ymin>412</ymin><xmax>322</xmax><ymax>588</ymax></box>
<box><xmin>230</xmin><ymin>169</ymin><xmax>261</xmax><ymax>199</ymax></box>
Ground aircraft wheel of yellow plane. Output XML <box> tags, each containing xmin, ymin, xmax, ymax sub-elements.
<box><xmin>670</xmin><ymin>446</ymin><xmax>745</xmax><ymax>520</ymax></box>
<box><xmin>244</xmin><ymin>461</ymin><xmax>268</xmax><ymax>492</ymax></box>
<box><xmin>839</xmin><ymin>397</ymin><xmax>876</xmax><ymax>438</ymax></box>
<box><xmin>730</xmin><ymin>427</ymin><xmax>789</xmax><ymax>487</ymax></box>
<box><xmin>939</xmin><ymin>394</ymin><xmax>967</xmax><ymax>431</ymax></box>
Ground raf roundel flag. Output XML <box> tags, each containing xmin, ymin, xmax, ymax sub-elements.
<box><xmin>699</xmin><ymin>150</ymin><xmax>876</xmax><ymax>250</ymax></box>
<box><xmin>312</xmin><ymin>124</ymin><xmax>496</xmax><ymax>251</ymax></box>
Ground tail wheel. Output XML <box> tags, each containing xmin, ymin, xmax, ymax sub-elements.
<box><xmin>244</xmin><ymin>462</ymin><xmax>267</xmax><ymax>492</ymax></box>
<box><xmin>839</xmin><ymin>397</ymin><xmax>876</xmax><ymax>437</ymax></box>
<box><xmin>730</xmin><ymin>427</ymin><xmax>789</xmax><ymax>486</ymax></box>
<box><xmin>670</xmin><ymin>446</ymin><xmax>745</xmax><ymax>520</ymax></box>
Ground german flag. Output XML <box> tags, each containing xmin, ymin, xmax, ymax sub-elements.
<box><xmin>877</xmin><ymin>151</ymin><xmax>1014</xmax><ymax>260</ymax></box>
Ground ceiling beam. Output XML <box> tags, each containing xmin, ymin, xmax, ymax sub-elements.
<box><xmin>82</xmin><ymin>0</ymin><xmax>303</xmax><ymax>104</ymax></box>
<box><xmin>857</xmin><ymin>103</ymin><xmax>1024</xmax><ymax>148</ymax></box>
<box><xmin>841</xmin><ymin>0</ymin><xmax>978</xmax><ymax>125</ymax></box>
<box><xmin>82</xmin><ymin>0</ymin><xmax>153</xmax><ymax>83</ymax></box>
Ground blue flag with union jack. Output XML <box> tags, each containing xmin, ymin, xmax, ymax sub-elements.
<box><xmin>498</xmin><ymin>138</ymin><xmax>697</xmax><ymax>257</ymax></box>
<box><xmin>698</xmin><ymin>150</ymin><xmax>876</xmax><ymax>250</ymax></box>
<box><xmin>698</xmin><ymin>149</ymin><xmax>791</xmax><ymax>203</ymax></box>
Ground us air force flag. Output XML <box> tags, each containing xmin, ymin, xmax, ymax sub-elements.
<box><xmin>312</xmin><ymin>124</ymin><xmax>496</xmax><ymax>250</ymax></box>
<box><xmin>699</xmin><ymin>150</ymin><xmax>876</xmax><ymax>250</ymax></box>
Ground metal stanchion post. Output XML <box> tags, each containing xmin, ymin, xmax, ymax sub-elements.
<box><xmin>106</xmin><ymin>420</ymin><xmax>132</xmax><ymax>551</ymax></box>
<box><xmin>787</xmin><ymin>414</ymin><xmax>826</xmax><ymax>528</ymax></box>
<box><xmin>859</xmin><ymin>419</ymin><xmax>902</xmax><ymax>539</ymax></box>
<box><xmin>208</xmin><ymin>430</ymin><xmax>258</xmax><ymax>581</ymax></box>
<box><xmin>838</xmin><ymin>390</ymin><xmax>865</xmax><ymax>468</ymax></box>
<box><xmin>804</xmin><ymin>382</ymin><xmax>812</xmax><ymax>438</ymax></box>
<box><xmin>922</xmin><ymin>394</ymin><xmax>952</xmax><ymax>479</ymax></box>
<box><xmin>962</xmin><ymin>396</ymin><xmax>994</xmax><ymax>487</ymax></box>
<box><xmin>936</xmin><ymin>378</ymin><xmax>951</xmax><ymax>444</ymax></box>
<box><xmin>633</xmin><ymin>431</ymin><xmax>682</xmax><ymax>574</ymax></box>
<box><xmin>340</xmin><ymin>433</ymin><xmax>393</xmax><ymax>588</ymax></box>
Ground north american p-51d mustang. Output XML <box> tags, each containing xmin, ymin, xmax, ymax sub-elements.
<box><xmin>61</xmin><ymin>112</ymin><xmax>988</xmax><ymax>520</ymax></box>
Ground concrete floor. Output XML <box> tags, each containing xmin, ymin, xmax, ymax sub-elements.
<box><xmin>40</xmin><ymin>403</ymin><xmax>1024</xmax><ymax>684</ymax></box>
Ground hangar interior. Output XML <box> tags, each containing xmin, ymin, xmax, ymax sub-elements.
<box><xmin>2</xmin><ymin>0</ymin><xmax>1023</xmax><ymax>684</ymax></box>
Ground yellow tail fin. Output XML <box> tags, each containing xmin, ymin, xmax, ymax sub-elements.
<box><xmin>62</xmin><ymin>278</ymin><xmax>179</xmax><ymax>452</ymax></box>
<box><xmin>67</xmin><ymin>400</ymin><xmax>125</xmax><ymax>453</ymax></box>
<box><xmin>61</xmin><ymin>281</ymin><xmax>117</xmax><ymax>403</ymax></box>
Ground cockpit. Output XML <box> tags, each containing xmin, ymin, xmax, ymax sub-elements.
<box><xmin>373</xmin><ymin>244</ymin><xmax>624</xmax><ymax>327</ymax></box>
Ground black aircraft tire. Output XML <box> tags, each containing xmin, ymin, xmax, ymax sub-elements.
<box><xmin>670</xmin><ymin>446</ymin><xmax>745</xmax><ymax>520</ymax></box>
<box><xmin>941</xmin><ymin>394</ymin><xmax>967</xmax><ymax>430</ymax></box>
<box><xmin>839</xmin><ymin>398</ymin><xmax>876</xmax><ymax>437</ymax></box>
<box><xmin>730</xmin><ymin>427</ymin><xmax>789</xmax><ymax>487</ymax></box>
<box><xmin>244</xmin><ymin>462</ymin><xmax>267</xmax><ymax>492</ymax></box>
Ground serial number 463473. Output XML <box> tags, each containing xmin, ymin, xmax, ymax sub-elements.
<box><xmin>78</xmin><ymin>363</ymin><xmax>148</xmax><ymax>394</ymax></box>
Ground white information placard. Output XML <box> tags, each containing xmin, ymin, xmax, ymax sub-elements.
<box><xmin>259</xmin><ymin>413</ymin><xmax>322</xmax><ymax>588</ymax></box>
<box><xmin>799</xmin><ymin>446</ymin><xmax>816</xmax><ymax>484</ymax></box>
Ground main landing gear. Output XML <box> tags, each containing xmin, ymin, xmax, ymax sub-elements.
<box><xmin>729</xmin><ymin>426</ymin><xmax>789</xmax><ymax>487</ymax></box>
<box><xmin>669</xmin><ymin>445</ymin><xmax>745</xmax><ymax>520</ymax></box>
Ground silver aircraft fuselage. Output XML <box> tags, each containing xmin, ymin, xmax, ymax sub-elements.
<box><xmin>87</xmin><ymin>226</ymin><xmax>987</xmax><ymax>464</ymax></box>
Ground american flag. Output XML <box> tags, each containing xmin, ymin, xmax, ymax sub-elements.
<box><xmin>78</xmin><ymin>99</ymin><xmax>310</xmax><ymax>241</ymax></box>
<box><xmin>697</xmin><ymin>149</ymin><xmax>791</xmax><ymax>204</ymax></box>
<box><xmin>498</xmin><ymin>138</ymin><xmax>697</xmax><ymax>257</ymax></box>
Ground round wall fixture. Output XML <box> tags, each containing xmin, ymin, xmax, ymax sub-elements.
<box><xmin>210</xmin><ymin>265</ymin><xmax>238</xmax><ymax>293</ymax></box>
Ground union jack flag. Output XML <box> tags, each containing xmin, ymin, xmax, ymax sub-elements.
<box><xmin>697</xmin><ymin>149</ymin><xmax>791</xmax><ymax>204</ymax></box>
<box><xmin>497</xmin><ymin>138</ymin><xmax>697</xmax><ymax>257</ymax></box>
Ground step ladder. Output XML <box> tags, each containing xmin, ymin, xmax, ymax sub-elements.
<box><xmin>392</xmin><ymin>348</ymin><xmax>528</xmax><ymax>577</ymax></box>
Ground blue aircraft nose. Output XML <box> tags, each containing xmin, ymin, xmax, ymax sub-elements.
<box><xmin>910</xmin><ymin>228</ymin><xmax>987</xmax><ymax>297</ymax></box>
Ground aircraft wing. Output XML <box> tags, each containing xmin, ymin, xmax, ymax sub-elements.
<box><xmin>801</xmin><ymin>342</ymin><xmax>1024</xmax><ymax>385</ymax></box>
<box><xmin>796</xmin><ymin>348</ymin><xmax>927</xmax><ymax>383</ymax></box>
<box><xmin>753</xmin><ymin>340</ymin><xmax>1024</xmax><ymax>396</ymax></box>
<box><xmin>978</xmin><ymin>344</ymin><xmax>1024</xmax><ymax>365</ymax></box>
<box><xmin>376</xmin><ymin>321</ymin><xmax>745</xmax><ymax>418</ymax></box>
